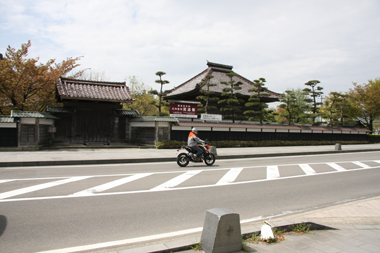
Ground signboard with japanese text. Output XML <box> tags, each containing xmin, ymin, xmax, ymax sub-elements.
<box><xmin>201</xmin><ymin>114</ymin><xmax>222</xmax><ymax>121</ymax></box>
<box><xmin>170</xmin><ymin>103</ymin><xmax>198</xmax><ymax>118</ymax></box>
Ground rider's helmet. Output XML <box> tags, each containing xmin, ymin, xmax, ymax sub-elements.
<box><xmin>191</xmin><ymin>127</ymin><xmax>198</xmax><ymax>134</ymax></box>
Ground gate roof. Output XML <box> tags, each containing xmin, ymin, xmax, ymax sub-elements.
<box><xmin>56</xmin><ymin>77</ymin><xmax>135</xmax><ymax>103</ymax></box>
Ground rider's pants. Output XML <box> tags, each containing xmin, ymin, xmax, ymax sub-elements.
<box><xmin>191</xmin><ymin>145</ymin><xmax>203</xmax><ymax>157</ymax></box>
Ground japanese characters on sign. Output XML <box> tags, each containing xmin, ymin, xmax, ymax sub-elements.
<box><xmin>170</xmin><ymin>103</ymin><xmax>198</xmax><ymax>118</ymax></box>
<box><xmin>201</xmin><ymin>114</ymin><xmax>222</xmax><ymax>121</ymax></box>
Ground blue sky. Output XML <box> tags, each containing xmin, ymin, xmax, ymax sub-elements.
<box><xmin>1</xmin><ymin>0</ymin><xmax>380</xmax><ymax>99</ymax></box>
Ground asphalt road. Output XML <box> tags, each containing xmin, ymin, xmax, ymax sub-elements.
<box><xmin>0</xmin><ymin>151</ymin><xmax>379</xmax><ymax>252</ymax></box>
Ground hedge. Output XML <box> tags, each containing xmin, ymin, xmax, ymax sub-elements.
<box><xmin>368</xmin><ymin>134</ymin><xmax>380</xmax><ymax>143</ymax></box>
<box><xmin>155</xmin><ymin>140</ymin><xmax>370</xmax><ymax>149</ymax></box>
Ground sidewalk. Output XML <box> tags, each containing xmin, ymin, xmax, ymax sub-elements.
<box><xmin>0</xmin><ymin>143</ymin><xmax>380</xmax><ymax>167</ymax></box>
<box><xmin>108</xmin><ymin>196</ymin><xmax>380</xmax><ymax>253</ymax></box>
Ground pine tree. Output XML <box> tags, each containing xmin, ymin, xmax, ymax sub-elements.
<box><xmin>149</xmin><ymin>71</ymin><xmax>170</xmax><ymax>116</ymax></box>
<box><xmin>321</xmin><ymin>92</ymin><xmax>343</xmax><ymax>126</ymax></box>
<box><xmin>218</xmin><ymin>72</ymin><xmax>244</xmax><ymax>123</ymax></box>
<box><xmin>196</xmin><ymin>74</ymin><xmax>219</xmax><ymax>114</ymax></box>
<box><xmin>278</xmin><ymin>90</ymin><xmax>298</xmax><ymax>125</ymax></box>
<box><xmin>302</xmin><ymin>80</ymin><xmax>324</xmax><ymax>125</ymax></box>
<box><xmin>244</xmin><ymin>77</ymin><xmax>270</xmax><ymax>124</ymax></box>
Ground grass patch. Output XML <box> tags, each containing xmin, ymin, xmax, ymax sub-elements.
<box><xmin>289</xmin><ymin>222</ymin><xmax>312</xmax><ymax>234</ymax></box>
<box><xmin>191</xmin><ymin>242</ymin><xmax>202</xmax><ymax>251</ymax></box>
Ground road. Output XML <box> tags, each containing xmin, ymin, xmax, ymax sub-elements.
<box><xmin>0</xmin><ymin>151</ymin><xmax>379</xmax><ymax>252</ymax></box>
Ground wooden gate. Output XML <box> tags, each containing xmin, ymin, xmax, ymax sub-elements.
<box><xmin>73</xmin><ymin>110</ymin><xmax>113</xmax><ymax>144</ymax></box>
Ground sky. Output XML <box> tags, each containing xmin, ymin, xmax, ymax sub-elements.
<box><xmin>1</xmin><ymin>0</ymin><xmax>380</xmax><ymax>99</ymax></box>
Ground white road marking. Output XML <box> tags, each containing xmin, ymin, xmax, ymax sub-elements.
<box><xmin>327</xmin><ymin>163</ymin><xmax>347</xmax><ymax>171</ymax></box>
<box><xmin>0</xmin><ymin>179</ymin><xmax>14</xmax><ymax>184</ymax></box>
<box><xmin>299</xmin><ymin>164</ymin><xmax>316</xmax><ymax>175</ymax></box>
<box><xmin>72</xmin><ymin>173</ymin><xmax>153</xmax><ymax>196</ymax></box>
<box><xmin>216</xmin><ymin>167</ymin><xmax>244</xmax><ymax>185</ymax></box>
<box><xmin>36</xmin><ymin>227</ymin><xmax>204</xmax><ymax>253</ymax></box>
<box><xmin>39</xmin><ymin>199</ymin><xmax>357</xmax><ymax>253</ymax></box>
<box><xmin>267</xmin><ymin>166</ymin><xmax>280</xmax><ymax>179</ymax></box>
<box><xmin>352</xmin><ymin>161</ymin><xmax>370</xmax><ymax>168</ymax></box>
<box><xmin>2</xmin><ymin>160</ymin><xmax>379</xmax><ymax>203</ymax></box>
<box><xmin>0</xmin><ymin>176</ymin><xmax>92</xmax><ymax>200</ymax></box>
<box><xmin>1</xmin><ymin>165</ymin><xmax>379</xmax><ymax>203</ymax></box>
<box><xmin>150</xmin><ymin>170</ymin><xmax>202</xmax><ymax>191</ymax></box>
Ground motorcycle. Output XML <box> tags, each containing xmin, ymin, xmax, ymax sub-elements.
<box><xmin>176</xmin><ymin>141</ymin><xmax>216</xmax><ymax>167</ymax></box>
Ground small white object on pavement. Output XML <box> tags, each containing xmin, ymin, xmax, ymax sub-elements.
<box><xmin>261</xmin><ymin>224</ymin><xmax>274</xmax><ymax>240</ymax></box>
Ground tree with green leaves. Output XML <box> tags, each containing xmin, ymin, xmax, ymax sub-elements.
<box><xmin>149</xmin><ymin>71</ymin><xmax>170</xmax><ymax>116</ymax></box>
<box><xmin>321</xmin><ymin>92</ymin><xmax>343</xmax><ymax>126</ymax></box>
<box><xmin>123</xmin><ymin>75</ymin><xmax>158</xmax><ymax>116</ymax></box>
<box><xmin>244</xmin><ymin>77</ymin><xmax>270</xmax><ymax>124</ymax></box>
<box><xmin>277</xmin><ymin>90</ymin><xmax>298</xmax><ymax>125</ymax></box>
<box><xmin>0</xmin><ymin>40</ymin><xmax>83</xmax><ymax>114</ymax></box>
<box><xmin>347</xmin><ymin>79</ymin><xmax>380</xmax><ymax>133</ymax></box>
<box><xmin>291</xmin><ymin>88</ymin><xmax>309</xmax><ymax>124</ymax></box>
<box><xmin>218</xmin><ymin>72</ymin><xmax>244</xmax><ymax>122</ymax></box>
<box><xmin>302</xmin><ymin>80</ymin><xmax>324</xmax><ymax>125</ymax></box>
<box><xmin>338</xmin><ymin>94</ymin><xmax>350</xmax><ymax>126</ymax></box>
<box><xmin>196</xmin><ymin>74</ymin><xmax>219</xmax><ymax>114</ymax></box>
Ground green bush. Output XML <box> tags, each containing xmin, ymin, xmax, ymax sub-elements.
<box><xmin>155</xmin><ymin>139</ymin><xmax>369</xmax><ymax>149</ymax></box>
<box><xmin>368</xmin><ymin>134</ymin><xmax>380</xmax><ymax>143</ymax></box>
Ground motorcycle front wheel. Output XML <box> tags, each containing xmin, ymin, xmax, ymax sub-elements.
<box><xmin>204</xmin><ymin>153</ymin><xmax>215</xmax><ymax>166</ymax></box>
<box><xmin>177</xmin><ymin>153</ymin><xmax>190</xmax><ymax>167</ymax></box>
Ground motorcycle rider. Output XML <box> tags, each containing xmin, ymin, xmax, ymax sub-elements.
<box><xmin>188</xmin><ymin>127</ymin><xmax>205</xmax><ymax>161</ymax></box>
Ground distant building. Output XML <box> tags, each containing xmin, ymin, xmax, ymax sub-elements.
<box><xmin>48</xmin><ymin>77</ymin><xmax>138</xmax><ymax>144</ymax></box>
<box><xmin>165</xmin><ymin>61</ymin><xmax>281</xmax><ymax>117</ymax></box>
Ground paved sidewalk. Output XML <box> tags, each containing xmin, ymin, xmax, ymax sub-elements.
<box><xmin>108</xmin><ymin>196</ymin><xmax>380</xmax><ymax>253</ymax></box>
<box><xmin>1</xmin><ymin>143</ymin><xmax>380</xmax><ymax>167</ymax></box>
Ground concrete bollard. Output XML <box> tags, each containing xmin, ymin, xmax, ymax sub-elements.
<box><xmin>200</xmin><ymin>208</ymin><xmax>241</xmax><ymax>253</ymax></box>
<box><xmin>335</xmin><ymin>143</ymin><xmax>342</xmax><ymax>151</ymax></box>
<box><xmin>209</xmin><ymin>146</ymin><xmax>217</xmax><ymax>156</ymax></box>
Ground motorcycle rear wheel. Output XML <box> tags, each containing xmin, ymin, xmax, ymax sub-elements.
<box><xmin>204</xmin><ymin>153</ymin><xmax>215</xmax><ymax>166</ymax></box>
<box><xmin>177</xmin><ymin>153</ymin><xmax>189</xmax><ymax>167</ymax></box>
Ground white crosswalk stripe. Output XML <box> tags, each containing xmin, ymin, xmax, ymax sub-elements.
<box><xmin>0</xmin><ymin>180</ymin><xmax>14</xmax><ymax>184</ymax></box>
<box><xmin>150</xmin><ymin>170</ymin><xmax>202</xmax><ymax>191</ymax></box>
<box><xmin>299</xmin><ymin>164</ymin><xmax>317</xmax><ymax>175</ymax></box>
<box><xmin>327</xmin><ymin>163</ymin><xmax>347</xmax><ymax>171</ymax></box>
<box><xmin>0</xmin><ymin>176</ymin><xmax>92</xmax><ymax>200</ymax></box>
<box><xmin>216</xmin><ymin>168</ymin><xmax>244</xmax><ymax>185</ymax></box>
<box><xmin>352</xmin><ymin>161</ymin><xmax>370</xmax><ymax>168</ymax></box>
<box><xmin>267</xmin><ymin>166</ymin><xmax>280</xmax><ymax>179</ymax></box>
<box><xmin>1</xmin><ymin>160</ymin><xmax>379</xmax><ymax>202</ymax></box>
<box><xmin>72</xmin><ymin>173</ymin><xmax>153</xmax><ymax>196</ymax></box>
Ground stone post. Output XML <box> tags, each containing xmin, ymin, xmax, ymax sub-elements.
<box><xmin>200</xmin><ymin>208</ymin><xmax>241</xmax><ymax>253</ymax></box>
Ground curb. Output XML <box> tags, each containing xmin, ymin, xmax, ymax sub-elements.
<box><xmin>1</xmin><ymin>148</ymin><xmax>379</xmax><ymax>167</ymax></box>
<box><xmin>103</xmin><ymin>221</ymin><xmax>337</xmax><ymax>253</ymax></box>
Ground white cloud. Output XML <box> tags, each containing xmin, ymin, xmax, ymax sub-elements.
<box><xmin>1</xmin><ymin>0</ymin><xmax>379</xmax><ymax>96</ymax></box>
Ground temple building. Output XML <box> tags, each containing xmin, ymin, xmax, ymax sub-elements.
<box><xmin>165</xmin><ymin>61</ymin><xmax>281</xmax><ymax>117</ymax></box>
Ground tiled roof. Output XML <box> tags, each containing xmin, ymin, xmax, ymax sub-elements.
<box><xmin>175</xmin><ymin>121</ymin><xmax>370</xmax><ymax>132</ymax></box>
<box><xmin>115</xmin><ymin>110</ymin><xmax>140</xmax><ymax>116</ymax></box>
<box><xmin>0</xmin><ymin>116</ymin><xmax>15</xmax><ymax>123</ymax></box>
<box><xmin>56</xmin><ymin>77</ymin><xmax>135</xmax><ymax>103</ymax></box>
<box><xmin>130</xmin><ymin>116</ymin><xmax>179</xmax><ymax>123</ymax></box>
<box><xmin>165</xmin><ymin>61</ymin><xmax>281</xmax><ymax>99</ymax></box>
<box><xmin>46</xmin><ymin>106</ymin><xmax>76</xmax><ymax>113</ymax></box>
<box><xmin>10</xmin><ymin>110</ymin><xmax>58</xmax><ymax>119</ymax></box>
<box><xmin>167</xmin><ymin>100</ymin><xmax>201</xmax><ymax>104</ymax></box>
